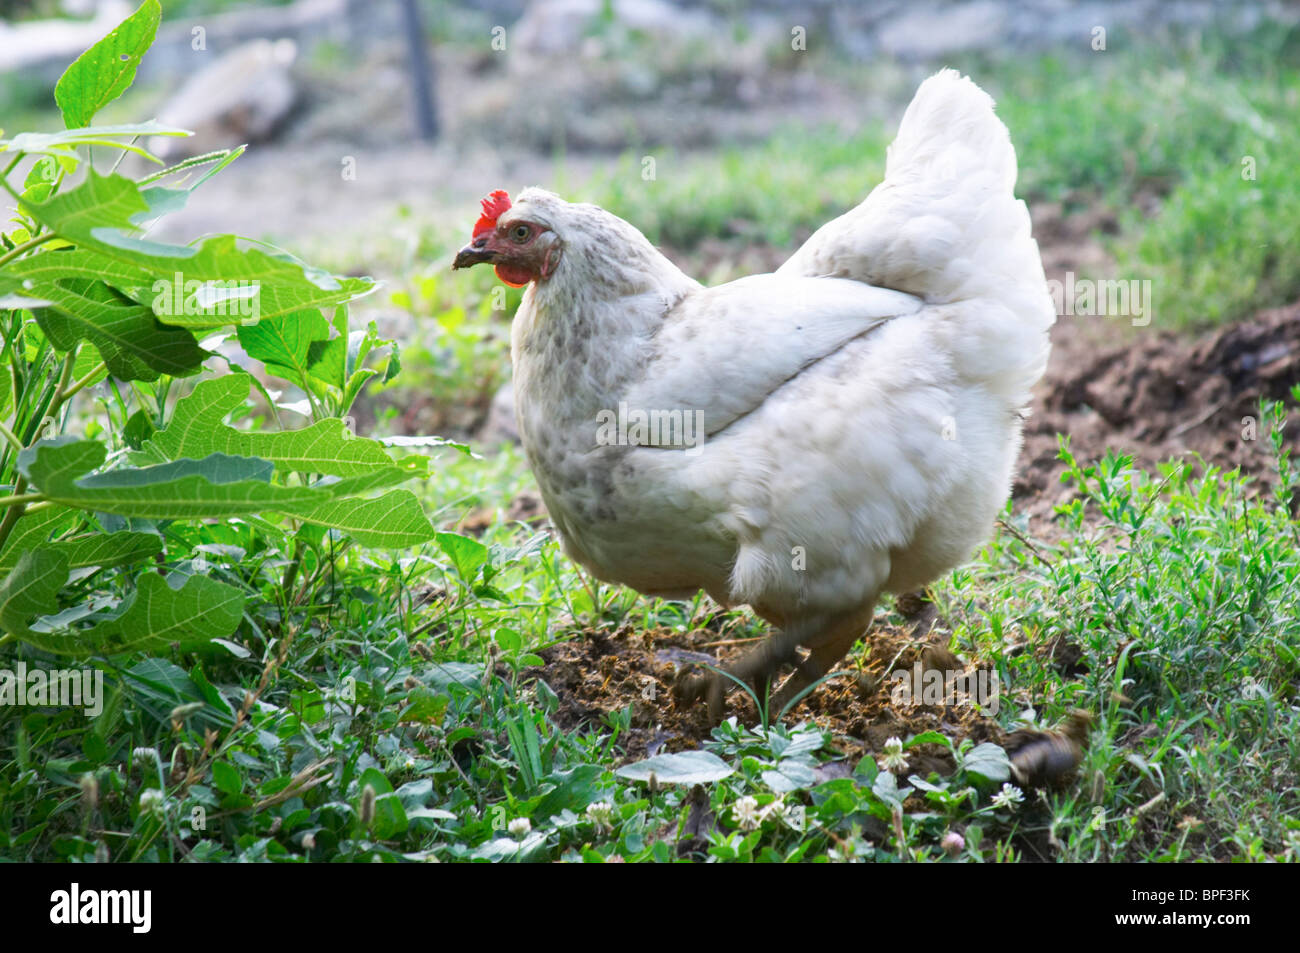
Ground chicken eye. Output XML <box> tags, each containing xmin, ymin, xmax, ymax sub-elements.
<box><xmin>511</xmin><ymin>224</ymin><xmax>531</xmax><ymax>243</ymax></box>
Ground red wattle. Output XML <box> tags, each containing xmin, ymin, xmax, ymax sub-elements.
<box><xmin>495</xmin><ymin>264</ymin><xmax>532</xmax><ymax>287</ymax></box>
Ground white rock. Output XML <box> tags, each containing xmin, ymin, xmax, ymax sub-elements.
<box><xmin>0</xmin><ymin>0</ymin><xmax>132</xmax><ymax>74</ymax></box>
<box><xmin>876</xmin><ymin>0</ymin><xmax>1009</xmax><ymax>60</ymax></box>
<box><xmin>149</xmin><ymin>39</ymin><xmax>299</xmax><ymax>160</ymax></box>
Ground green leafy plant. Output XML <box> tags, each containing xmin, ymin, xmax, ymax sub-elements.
<box><xmin>0</xmin><ymin>0</ymin><xmax>448</xmax><ymax>657</ymax></box>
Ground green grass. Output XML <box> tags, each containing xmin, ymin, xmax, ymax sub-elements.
<box><xmin>986</xmin><ymin>25</ymin><xmax>1300</xmax><ymax>328</ymax></box>
<box><xmin>584</xmin><ymin>125</ymin><xmax>889</xmax><ymax>253</ymax></box>
<box><xmin>933</xmin><ymin>411</ymin><xmax>1300</xmax><ymax>860</ymax></box>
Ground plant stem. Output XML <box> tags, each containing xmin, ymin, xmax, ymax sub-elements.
<box><xmin>0</xmin><ymin>352</ymin><xmax>77</xmax><ymax>553</ymax></box>
<box><xmin>50</xmin><ymin>349</ymin><xmax>77</xmax><ymax>408</ymax></box>
<box><xmin>0</xmin><ymin>418</ymin><xmax>21</xmax><ymax>452</ymax></box>
<box><xmin>108</xmin><ymin>137</ymin><xmax>140</xmax><ymax>176</ymax></box>
<box><xmin>0</xmin><ymin>232</ymin><xmax>57</xmax><ymax>268</ymax></box>
<box><xmin>281</xmin><ymin>537</ymin><xmax>305</xmax><ymax>609</ymax></box>
<box><xmin>0</xmin><ymin>157</ymin><xmax>26</xmax><ymax>205</ymax></box>
<box><xmin>61</xmin><ymin>360</ymin><xmax>107</xmax><ymax>403</ymax></box>
<box><xmin>0</xmin><ymin>491</ymin><xmax>44</xmax><ymax>508</ymax></box>
<box><xmin>0</xmin><ymin>476</ymin><xmax>29</xmax><ymax>552</ymax></box>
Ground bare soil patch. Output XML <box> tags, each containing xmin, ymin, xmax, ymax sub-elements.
<box><xmin>1017</xmin><ymin>300</ymin><xmax>1300</xmax><ymax>530</ymax></box>
<box><xmin>529</xmin><ymin>618</ymin><xmax>1004</xmax><ymax>771</ymax></box>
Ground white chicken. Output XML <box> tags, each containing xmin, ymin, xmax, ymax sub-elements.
<box><xmin>453</xmin><ymin>70</ymin><xmax>1054</xmax><ymax>721</ymax></box>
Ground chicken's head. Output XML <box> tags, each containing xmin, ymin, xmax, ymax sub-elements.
<box><xmin>452</xmin><ymin>188</ymin><xmax>564</xmax><ymax>288</ymax></box>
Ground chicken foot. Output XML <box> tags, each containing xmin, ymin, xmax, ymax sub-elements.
<box><xmin>673</xmin><ymin>626</ymin><xmax>803</xmax><ymax>724</ymax></box>
<box><xmin>673</xmin><ymin>606</ymin><xmax>875</xmax><ymax>724</ymax></box>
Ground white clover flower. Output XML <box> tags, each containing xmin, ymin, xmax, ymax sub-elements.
<box><xmin>941</xmin><ymin>831</ymin><xmax>965</xmax><ymax>855</ymax></box>
<box><xmin>879</xmin><ymin>736</ymin><xmax>908</xmax><ymax>773</ymax></box>
<box><xmin>828</xmin><ymin>838</ymin><xmax>870</xmax><ymax>863</ymax></box>
<box><xmin>585</xmin><ymin>801</ymin><xmax>615</xmax><ymax>832</ymax></box>
<box><xmin>759</xmin><ymin>796</ymin><xmax>789</xmax><ymax>826</ymax></box>
<box><xmin>1239</xmin><ymin>677</ymin><xmax>1267</xmax><ymax>700</ymax></box>
<box><xmin>138</xmin><ymin>788</ymin><xmax>166</xmax><ymax>817</ymax></box>
<box><xmin>991</xmin><ymin>782</ymin><xmax>1025</xmax><ymax>810</ymax></box>
<box><xmin>508</xmin><ymin>817</ymin><xmax>531</xmax><ymax>840</ymax></box>
<box><xmin>733</xmin><ymin>795</ymin><xmax>761</xmax><ymax>831</ymax></box>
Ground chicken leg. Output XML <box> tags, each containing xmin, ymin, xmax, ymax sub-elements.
<box><xmin>674</xmin><ymin>605</ymin><xmax>875</xmax><ymax>723</ymax></box>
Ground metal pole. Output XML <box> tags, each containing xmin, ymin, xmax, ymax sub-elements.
<box><xmin>399</xmin><ymin>0</ymin><xmax>438</xmax><ymax>141</ymax></box>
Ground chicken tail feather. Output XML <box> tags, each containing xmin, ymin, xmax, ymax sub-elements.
<box><xmin>781</xmin><ymin>70</ymin><xmax>1052</xmax><ymax>319</ymax></box>
<box><xmin>778</xmin><ymin>69</ymin><xmax>1054</xmax><ymax>397</ymax></box>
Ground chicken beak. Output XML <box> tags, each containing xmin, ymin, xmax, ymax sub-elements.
<box><xmin>452</xmin><ymin>240</ymin><xmax>495</xmax><ymax>270</ymax></box>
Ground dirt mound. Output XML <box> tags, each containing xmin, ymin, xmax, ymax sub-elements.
<box><xmin>1016</xmin><ymin>302</ymin><xmax>1300</xmax><ymax>528</ymax></box>
<box><xmin>527</xmin><ymin>620</ymin><xmax>1003</xmax><ymax>770</ymax></box>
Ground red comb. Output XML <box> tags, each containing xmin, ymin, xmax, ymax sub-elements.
<box><xmin>472</xmin><ymin>189</ymin><xmax>512</xmax><ymax>239</ymax></box>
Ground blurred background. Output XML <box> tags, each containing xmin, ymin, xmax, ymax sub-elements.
<box><xmin>3</xmin><ymin>0</ymin><xmax>1298</xmax><ymax>529</ymax></box>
